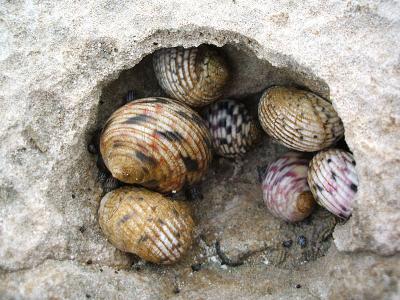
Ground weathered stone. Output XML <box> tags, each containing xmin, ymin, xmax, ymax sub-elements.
<box><xmin>0</xmin><ymin>0</ymin><xmax>399</xmax><ymax>298</ymax></box>
<box><xmin>0</xmin><ymin>260</ymin><xmax>165</xmax><ymax>299</ymax></box>
<box><xmin>1</xmin><ymin>250</ymin><xmax>399</xmax><ymax>300</ymax></box>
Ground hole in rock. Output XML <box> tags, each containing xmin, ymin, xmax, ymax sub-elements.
<box><xmin>89</xmin><ymin>42</ymin><xmax>354</xmax><ymax>273</ymax></box>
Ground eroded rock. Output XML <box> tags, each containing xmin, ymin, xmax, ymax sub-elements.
<box><xmin>1</xmin><ymin>0</ymin><xmax>399</xmax><ymax>298</ymax></box>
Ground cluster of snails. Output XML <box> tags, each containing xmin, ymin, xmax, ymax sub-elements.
<box><xmin>92</xmin><ymin>44</ymin><xmax>359</xmax><ymax>265</ymax></box>
<box><xmin>258</xmin><ymin>87</ymin><xmax>358</xmax><ymax>221</ymax></box>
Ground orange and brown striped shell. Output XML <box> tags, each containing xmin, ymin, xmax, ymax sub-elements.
<box><xmin>98</xmin><ymin>187</ymin><xmax>194</xmax><ymax>264</ymax></box>
<box><xmin>258</xmin><ymin>86</ymin><xmax>344</xmax><ymax>152</ymax></box>
<box><xmin>153</xmin><ymin>45</ymin><xmax>229</xmax><ymax>107</ymax></box>
<box><xmin>99</xmin><ymin>97</ymin><xmax>213</xmax><ymax>193</ymax></box>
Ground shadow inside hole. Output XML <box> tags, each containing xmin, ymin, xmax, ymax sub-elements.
<box><xmin>221</xmin><ymin>43</ymin><xmax>330</xmax><ymax>100</ymax></box>
<box><xmin>94</xmin><ymin>54</ymin><xmax>167</xmax><ymax>131</ymax></box>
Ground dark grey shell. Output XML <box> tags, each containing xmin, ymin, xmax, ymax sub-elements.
<box><xmin>203</xmin><ymin>99</ymin><xmax>260</xmax><ymax>157</ymax></box>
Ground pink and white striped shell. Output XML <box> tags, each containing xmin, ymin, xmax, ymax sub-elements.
<box><xmin>261</xmin><ymin>152</ymin><xmax>316</xmax><ymax>222</ymax></box>
<box><xmin>308</xmin><ymin>149</ymin><xmax>358</xmax><ymax>219</ymax></box>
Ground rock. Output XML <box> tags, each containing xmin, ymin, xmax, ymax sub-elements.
<box><xmin>1</xmin><ymin>251</ymin><xmax>398</xmax><ymax>300</ymax></box>
<box><xmin>306</xmin><ymin>247</ymin><xmax>400</xmax><ymax>299</ymax></box>
<box><xmin>0</xmin><ymin>260</ymin><xmax>165</xmax><ymax>299</ymax></box>
<box><xmin>0</xmin><ymin>0</ymin><xmax>399</xmax><ymax>298</ymax></box>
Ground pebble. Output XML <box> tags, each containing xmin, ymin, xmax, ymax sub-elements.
<box><xmin>191</xmin><ymin>263</ymin><xmax>202</xmax><ymax>272</ymax></box>
<box><xmin>297</xmin><ymin>235</ymin><xmax>307</xmax><ymax>248</ymax></box>
<box><xmin>282</xmin><ymin>239</ymin><xmax>293</xmax><ymax>248</ymax></box>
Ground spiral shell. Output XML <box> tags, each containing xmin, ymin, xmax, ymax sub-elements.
<box><xmin>100</xmin><ymin>97</ymin><xmax>213</xmax><ymax>193</ymax></box>
<box><xmin>203</xmin><ymin>99</ymin><xmax>260</xmax><ymax>157</ymax></box>
<box><xmin>153</xmin><ymin>45</ymin><xmax>229</xmax><ymax>107</ymax></box>
<box><xmin>258</xmin><ymin>86</ymin><xmax>344</xmax><ymax>152</ymax></box>
<box><xmin>98</xmin><ymin>187</ymin><xmax>194</xmax><ymax>264</ymax></box>
<box><xmin>261</xmin><ymin>152</ymin><xmax>316</xmax><ymax>222</ymax></box>
<box><xmin>102</xmin><ymin>176</ymin><xmax>122</xmax><ymax>193</ymax></box>
<box><xmin>308</xmin><ymin>149</ymin><xmax>358</xmax><ymax>219</ymax></box>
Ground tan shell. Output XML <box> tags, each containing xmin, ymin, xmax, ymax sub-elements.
<box><xmin>153</xmin><ymin>45</ymin><xmax>229</xmax><ymax>107</ymax></box>
<box><xmin>98</xmin><ymin>187</ymin><xmax>194</xmax><ymax>264</ymax></box>
<box><xmin>258</xmin><ymin>86</ymin><xmax>344</xmax><ymax>152</ymax></box>
<box><xmin>100</xmin><ymin>97</ymin><xmax>213</xmax><ymax>193</ymax></box>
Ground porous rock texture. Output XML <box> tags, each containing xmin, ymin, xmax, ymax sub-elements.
<box><xmin>0</xmin><ymin>0</ymin><xmax>399</xmax><ymax>299</ymax></box>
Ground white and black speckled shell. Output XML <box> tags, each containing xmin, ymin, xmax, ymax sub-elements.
<box><xmin>307</xmin><ymin>149</ymin><xmax>358</xmax><ymax>219</ymax></box>
<box><xmin>261</xmin><ymin>152</ymin><xmax>316</xmax><ymax>222</ymax></box>
<box><xmin>100</xmin><ymin>97</ymin><xmax>213</xmax><ymax>193</ymax></box>
<box><xmin>153</xmin><ymin>45</ymin><xmax>229</xmax><ymax>107</ymax></box>
<box><xmin>203</xmin><ymin>99</ymin><xmax>260</xmax><ymax>157</ymax></box>
<box><xmin>258</xmin><ymin>86</ymin><xmax>344</xmax><ymax>152</ymax></box>
<box><xmin>98</xmin><ymin>187</ymin><xmax>194</xmax><ymax>264</ymax></box>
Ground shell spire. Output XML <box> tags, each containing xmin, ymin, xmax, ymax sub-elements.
<box><xmin>261</xmin><ymin>152</ymin><xmax>316</xmax><ymax>222</ymax></box>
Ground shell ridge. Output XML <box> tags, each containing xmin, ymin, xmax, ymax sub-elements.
<box><xmin>258</xmin><ymin>87</ymin><xmax>344</xmax><ymax>152</ymax></box>
<box><xmin>136</xmin><ymin>196</ymin><xmax>180</xmax><ymax>262</ymax></box>
<box><xmin>262</xmin><ymin>153</ymin><xmax>315</xmax><ymax>222</ymax></box>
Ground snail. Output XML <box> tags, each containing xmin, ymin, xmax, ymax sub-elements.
<box><xmin>203</xmin><ymin>99</ymin><xmax>260</xmax><ymax>157</ymax></box>
<box><xmin>258</xmin><ymin>86</ymin><xmax>344</xmax><ymax>152</ymax></box>
<box><xmin>98</xmin><ymin>187</ymin><xmax>194</xmax><ymax>264</ymax></box>
<box><xmin>123</xmin><ymin>90</ymin><xmax>137</xmax><ymax>103</ymax></box>
<box><xmin>87</xmin><ymin>128</ymin><xmax>122</xmax><ymax>193</ymax></box>
<box><xmin>100</xmin><ymin>97</ymin><xmax>213</xmax><ymax>193</ymax></box>
<box><xmin>102</xmin><ymin>176</ymin><xmax>122</xmax><ymax>193</ymax></box>
<box><xmin>261</xmin><ymin>152</ymin><xmax>316</xmax><ymax>222</ymax></box>
<box><xmin>307</xmin><ymin>149</ymin><xmax>358</xmax><ymax>219</ymax></box>
<box><xmin>153</xmin><ymin>45</ymin><xmax>229</xmax><ymax>107</ymax></box>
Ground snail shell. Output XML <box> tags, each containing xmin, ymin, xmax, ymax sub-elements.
<box><xmin>102</xmin><ymin>176</ymin><xmax>122</xmax><ymax>193</ymax></box>
<box><xmin>203</xmin><ymin>99</ymin><xmax>260</xmax><ymax>157</ymax></box>
<box><xmin>307</xmin><ymin>149</ymin><xmax>358</xmax><ymax>219</ymax></box>
<box><xmin>258</xmin><ymin>86</ymin><xmax>344</xmax><ymax>152</ymax></box>
<box><xmin>100</xmin><ymin>97</ymin><xmax>213</xmax><ymax>193</ymax></box>
<box><xmin>153</xmin><ymin>45</ymin><xmax>229</xmax><ymax>107</ymax></box>
<box><xmin>98</xmin><ymin>187</ymin><xmax>194</xmax><ymax>264</ymax></box>
<box><xmin>261</xmin><ymin>152</ymin><xmax>316</xmax><ymax>222</ymax></box>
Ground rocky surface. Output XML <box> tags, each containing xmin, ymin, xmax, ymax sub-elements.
<box><xmin>0</xmin><ymin>260</ymin><xmax>167</xmax><ymax>299</ymax></box>
<box><xmin>1</xmin><ymin>248</ymin><xmax>398</xmax><ymax>299</ymax></box>
<box><xmin>0</xmin><ymin>0</ymin><xmax>399</xmax><ymax>299</ymax></box>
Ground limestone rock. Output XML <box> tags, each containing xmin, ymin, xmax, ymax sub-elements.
<box><xmin>0</xmin><ymin>0</ymin><xmax>399</xmax><ymax>298</ymax></box>
<box><xmin>0</xmin><ymin>260</ymin><xmax>165</xmax><ymax>299</ymax></box>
